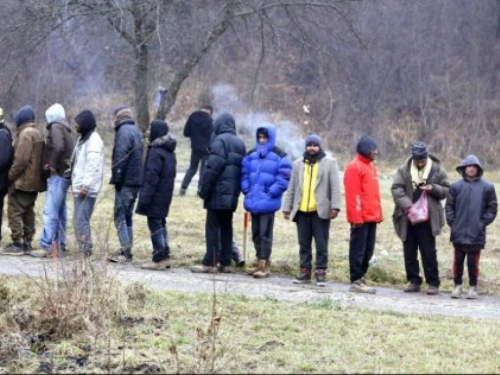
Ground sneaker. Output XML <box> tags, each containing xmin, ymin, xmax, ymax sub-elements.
<box><xmin>108</xmin><ymin>251</ymin><xmax>133</xmax><ymax>263</ymax></box>
<box><xmin>234</xmin><ymin>258</ymin><xmax>245</xmax><ymax>267</ymax></box>
<box><xmin>191</xmin><ymin>265</ymin><xmax>217</xmax><ymax>273</ymax></box>
<box><xmin>140</xmin><ymin>259</ymin><xmax>171</xmax><ymax>270</ymax></box>
<box><xmin>404</xmin><ymin>283</ymin><xmax>421</xmax><ymax>293</ymax></box>
<box><xmin>315</xmin><ymin>269</ymin><xmax>327</xmax><ymax>287</ymax></box>
<box><xmin>179</xmin><ymin>188</ymin><xmax>186</xmax><ymax>196</ymax></box>
<box><xmin>293</xmin><ymin>268</ymin><xmax>311</xmax><ymax>284</ymax></box>
<box><xmin>1</xmin><ymin>242</ymin><xmax>26</xmax><ymax>256</ymax></box>
<box><xmin>466</xmin><ymin>286</ymin><xmax>478</xmax><ymax>299</ymax></box>
<box><xmin>451</xmin><ymin>285</ymin><xmax>463</xmax><ymax>299</ymax></box>
<box><xmin>218</xmin><ymin>265</ymin><xmax>233</xmax><ymax>274</ymax></box>
<box><xmin>425</xmin><ymin>286</ymin><xmax>439</xmax><ymax>295</ymax></box>
<box><xmin>349</xmin><ymin>280</ymin><xmax>376</xmax><ymax>294</ymax></box>
<box><xmin>30</xmin><ymin>249</ymin><xmax>51</xmax><ymax>258</ymax></box>
<box><xmin>23</xmin><ymin>242</ymin><xmax>33</xmax><ymax>252</ymax></box>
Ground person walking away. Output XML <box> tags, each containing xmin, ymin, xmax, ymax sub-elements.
<box><xmin>344</xmin><ymin>135</ymin><xmax>383</xmax><ymax>293</ymax></box>
<box><xmin>0</xmin><ymin>108</ymin><xmax>13</xmax><ymax>247</ymax></box>
<box><xmin>283</xmin><ymin>133</ymin><xmax>341</xmax><ymax>286</ymax></box>
<box><xmin>192</xmin><ymin>113</ymin><xmax>246</xmax><ymax>273</ymax></box>
<box><xmin>391</xmin><ymin>141</ymin><xmax>450</xmax><ymax>295</ymax></box>
<box><xmin>108</xmin><ymin>106</ymin><xmax>143</xmax><ymax>263</ymax></box>
<box><xmin>2</xmin><ymin>105</ymin><xmax>45</xmax><ymax>255</ymax></box>
<box><xmin>136</xmin><ymin>120</ymin><xmax>177</xmax><ymax>270</ymax></box>
<box><xmin>31</xmin><ymin>103</ymin><xmax>74</xmax><ymax>257</ymax></box>
<box><xmin>445</xmin><ymin>155</ymin><xmax>497</xmax><ymax>299</ymax></box>
<box><xmin>179</xmin><ymin>105</ymin><xmax>213</xmax><ymax>196</ymax></box>
<box><xmin>241</xmin><ymin>124</ymin><xmax>292</xmax><ymax>278</ymax></box>
<box><xmin>71</xmin><ymin>110</ymin><xmax>104</xmax><ymax>257</ymax></box>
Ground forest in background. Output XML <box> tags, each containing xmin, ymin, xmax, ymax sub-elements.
<box><xmin>0</xmin><ymin>0</ymin><xmax>499</xmax><ymax>166</ymax></box>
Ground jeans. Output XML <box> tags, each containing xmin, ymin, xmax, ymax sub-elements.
<box><xmin>349</xmin><ymin>222</ymin><xmax>377</xmax><ymax>282</ymax></box>
<box><xmin>251</xmin><ymin>213</ymin><xmax>275</xmax><ymax>261</ymax></box>
<box><xmin>147</xmin><ymin>217</ymin><xmax>170</xmax><ymax>262</ymax></box>
<box><xmin>73</xmin><ymin>195</ymin><xmax>96</xmax><ymax>255</ymax></box>
<box><xmin>39</xmin><ymin>176</ymin><xmax>70</xmax><ymax>250</ymax></box>
<box><xmin>181</xmin><ymin>150</ymin><xmax>207</xmax><ymax>192</ymax></box>
<box><xmin>114</xmin><ymin>186</ymin><xmax>139</xmax><ymax>252</ymax></box>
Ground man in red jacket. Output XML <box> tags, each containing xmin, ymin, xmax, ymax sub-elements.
<box><xmin>343</xmin><ymin>135</ymin><xmax>383</xmax><ymax>293</ymax></box>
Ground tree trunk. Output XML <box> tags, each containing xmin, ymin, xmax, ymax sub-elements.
<box><xmin>135</xmin><ymin>43</ymin><xmax>150</xmax><ymax>132</ymax></box>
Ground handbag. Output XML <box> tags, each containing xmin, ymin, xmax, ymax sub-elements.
<box><xmin>407</xmin><ymin>190</ymin><xmax>429</xmax><ymax>224</ymax></box>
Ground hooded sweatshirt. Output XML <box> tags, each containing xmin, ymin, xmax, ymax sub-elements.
<box><xmin>44</xmin><ymin>103</ymin><xmax>74</xmax><ymax>175</ymax></box>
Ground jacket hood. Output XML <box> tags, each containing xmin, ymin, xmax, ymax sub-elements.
<box><xmin>456</xmin><ymin>154</ymin><xmax>483</xmax><ymax>178</ymax></box>
<box><xmin>152</xmin><ymin>133</ymin><xmax>177</xmax><ymax>152</ymax></box>
<box><xmin>14</xmin><ymin>105</ymin><xmax>35</xmax><ymax>127</ymax></box>
<box><xmin>213</xmin><ymin>113</ymin><xmax>236</xmax><ymax>135</ymax></box>
<box><xmin>45</xmin><ymin>103</ymin><xmax>66</xmax><ymax>124</ymax></box>
<box><xmin>74</xmin><ymin>109</ymin><xmax>96</xmax><ymax>136</ymax></box>
<box><xmin>255</xmin><ymin>123</ymin><xmax>276</xmax><ymax>157</ymax></box>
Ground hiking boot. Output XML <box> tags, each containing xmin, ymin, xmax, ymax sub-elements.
<box><xmin>140</xmin><ymin>259</ymin><xmax>171</xmax><ymax>270</ymax></box>
<box><xmin>466</xmin><ymin>286</ymin><xmax>478</xmax><ymax>299</ymax></box>
<box><xmin>425</xmin><ymin>286</ymin><xmax>439</xmax><ymax>295</ymax></box>
<box><xmin>108</xmin><ymin>250</ymin><xmax>133</xmax><ymax>263</ymax></box>
<box><xmin>315</xmin><ymin>269</ymin><xmax>327</xmax><ymax>287</ymax></box>
<box><xmin>253</xmin><ymin>260</ymin><xmax>270</xmax><ymax>278</ymax></box>
<box><xmin>293</xmin><ymin>267</ymin><xmax>311</xmax><ymax>284</ymax></box>
<box><xmin>451</xmin><ymin>285</ymin><xmax>463</xmax><ymax>299</ymax></box>
<box><xmin>29</xmin><ymin>249</ymin><xmax>51</xmax><ymax>258</ymax></box>
<box><xmin>245</xmin><ymin>259</ymin><xmax>260</xmax><ymax>275</ymax></box>
<box><xmin>404</xmin><ymin>283</ymin><xmax>421</xmax><ymax>293</ymax></box>
<box><xmin>1</xmin><ymin>242</ymin><xmax>26</xmax><ymax>256</ymax></box>
<box><xmin>349</xmin><ymin>279</ymin><xmax>376</xmax><ymax>294</ymax></box>
<box><xmin>218</xmin><ymin>265</ymin><xmax>233</xmax><ymax>273</ymax></box>
<box><xmin>191</xmin><ymin>265</ymin><xmax>217</xmax><ymax>273</ymax></box>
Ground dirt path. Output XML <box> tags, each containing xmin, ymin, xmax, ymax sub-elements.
<box><xmin>0</xmin><ymin>255</ymin><xmax>499</xmax><ymax>321</ymax></box>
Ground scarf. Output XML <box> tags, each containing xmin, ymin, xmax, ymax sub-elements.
<box><xmin>411</xmin><ymin>158</ymin><xmax>432</xmax><ymax>190</ymax></box>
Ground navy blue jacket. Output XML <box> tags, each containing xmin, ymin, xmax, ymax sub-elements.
<box><xmin>110</xmin><ymin>121</ymin><xmax>143</xmax><ymax>187</ymax></box>
<box><xmin>241</xmin><ymin>124</ymin><xmax>292</xmax><ymax>214</ymax></box>
<box><xmin>183</xmin><ymin>110</ymin><xmax>213</xmax><ymax>153</ymax></box>
<box><xmin>445</xmin><ymin>154</ymin><xmax>497</xmax><ymax>247</ymax></box>
<box><xmin>135</xmin><ymin>134</ymin><xmax>177</xmax><ymax>218</ymax></box>
<box><xmin>0</xmin><ymin>125</ymin><xmax>13</xmax><ymax>192</ymax></box>
<box><xmin>199</xmin><ymin>113</ymin><xmax>246</xmax><ymax>210</ymax></box>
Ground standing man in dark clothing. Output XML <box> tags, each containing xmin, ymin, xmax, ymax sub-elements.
<box><xmin>0</xmin><ymin>108</ymin><xmax>13</xmax><ymax>247</ymax></box>
<box><xmin>179</xmin><ymin>105</ymin><xmax>213</xmax><ymax>196</ymax></box>
<box><xmin>108</xmin><ymin>106</ymin><xmax>143</xmax><ymax>263</ymax></box>
<box><xmin>446</xmin><ymin>155</ymin><xmax>497</xmax><ymax>299</ymax></box>
<box><xmin>192</xmin><ymin>113</ymin><xmax>246</xmax><ymax>273</ymax></box>
<box><xmin>391</xmin><ymin>141</ymin><xmax>450</xmax><ymax>295</ymax></box>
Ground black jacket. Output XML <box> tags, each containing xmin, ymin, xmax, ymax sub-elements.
<box><xmin>199</xmin><ymin>113</ymin><xmax>246</xmax><ymax>210</ymax></box>
<box><xmin>0</xmin><ymin>125</ymin><xmax>13</xmax><ymax>192</ymax></box>
<box><xmin>445</xmin><ymin>154</ymin><xmax>497</xmax><ymax>247</ymax></box>
<box><xmin>110</xmin><ymin>121</ymin><xmax>143</xmax><ymax>187</ymax></box>
<box><xmin>183</xmin><ymin>110</ymin><xmax>213</xmax><ymax>153</ymax></box>
<box><xmin>136</xmin><ymin>134</ymin><xmax>177</xmax><ymax>218</ymax></box>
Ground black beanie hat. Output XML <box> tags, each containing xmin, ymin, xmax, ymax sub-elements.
<box><xmin>14</xmin><ymin>105</ymin><xmax>35</xmax><ymax>127</ymax></box>
<box><xmin>356</xmin><ymin>135</ymin><xmax>377</xmax><ymax>157</ymax></box>
<box><xmin>149</xmin><ymin>119</ymin><xmax>169</xmax><ymax>143</ymax></box>
<box><xmin>411</xmin><ymin>141</ymin><xmax>428</xmax><ymax>160</ymax></box>
<box><xmin>74</xmin><ymin>110</ymin><xmax>97</xmax><ymax>135</ymax></box>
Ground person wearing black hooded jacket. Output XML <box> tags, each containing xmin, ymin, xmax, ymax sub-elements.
<box><xmin>445</xmin><ymin>154</ymin><xmax>497</xmax><ymax>299</ymax></box>
<box><xmin>192</xmin><ymin>113</ymin><xmax>246</xmax><ymax>273</ymax></box>
<box><xmin>0</xmin><ymin>108</ymin><xmax>13</xmax><ymax>246</ymax></box>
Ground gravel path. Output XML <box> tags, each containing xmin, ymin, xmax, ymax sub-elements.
<box><xmin>1</xmin><ymin>255</ymin><xmax>499</xmax><ymax>321</ymax></box>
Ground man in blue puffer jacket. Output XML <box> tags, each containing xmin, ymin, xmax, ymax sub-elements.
<box><xmin>241</xmin><ymin>125</ymin><xmax>292</xmax><ymax>278</ymax></box>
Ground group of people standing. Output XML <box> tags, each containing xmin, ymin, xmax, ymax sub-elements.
<box><xmin>0</xmin><ymin>103</ymin><xmax>497</xmax><ymax>298</ymax></box>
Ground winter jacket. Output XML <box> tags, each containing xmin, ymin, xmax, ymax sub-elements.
<box><xmin>199</xmin><ymin>113</ymin><xmax>246</xmax><ymax>210</ymax></box>
<box><xmin>445</xmin><ymin>154</ymin><xmax>497</xmax><ymax>247</ymax></box>
<box><xmin>8</xmin><ymin>122</ymin><xmax>46</xmax><ymax>192</ymax></box>
<box><xmin>283</xmin><ymin>153</ymin><xmax>342</xmax><ymax>221</ymax></box>
<box><xmin>44</xmin><ymin>120</ymin><xmax>74</xmax><ymax>176</ymax></box>
<box><xmin>391</xmin><ymin>155</ymin><xmax>450</xmax><ymax>241</ymax></box>
<box><xmin>71</xmin><ymin>131</ymin><xmax>104</xmax><ymax>196</ymax></box>
<box><xmin>241</xmin><ymin>125</ymin><xmax>292</xmax><ymax>214</ymax></box>
<box><xmin>343</xmin><ymin>154</ymin><xmax>383</xmax><ymax>224</ymax></box>
<box><xmin>110</xmin><ymin>121</ymin><xmax>143</xmax><ymax>187</ymax></box>
<box><xmin>183</xmin><ymin>110</ymin><xmax>213</xmax><ymax>153</ymax></box>
<box><xmin>136</xmin><ymin>134</ymin><xmax>177</xmax><ymax>218</ymax></box>
<box><xmin>0</xmin><ymin>125</ymin><xmax>13</xmax><ymax>192</ymax></box>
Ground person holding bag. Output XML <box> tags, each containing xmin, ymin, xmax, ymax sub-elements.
<box><xmin>391</xmin><ymin>142</ymin><xmax>450</xmax><ymax>295</ymax></box>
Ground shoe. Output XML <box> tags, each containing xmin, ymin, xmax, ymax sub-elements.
<box><xmin>179</xmin><ymin>188</ymin><xmax>186</xmax><ymax>196</ymax></box>
<box><xmin>315</xmin><ymin>269</ymin><xmax>327</xmax><ymax>287</ymax></box>
<box><xmin>466</xmin><ymin>286</ymin><xmax>478</xmax><ymax>299</ymax></box>
<box><xmin>191</xmin><ymin>265</ymin><xmax>217</xmax><ymax>273</ymax></box>
<box><xmin>245</xmin><ymin>259</ymin><xmax>260</xmax><ymax>275</ymax></box>
<box><xmin>426</xmin><ymin>286</ymin><xmax>439</xmax><ymax>295</ymax></box>
<box><xmin>451</xmin><ymin>285</ymin><xmax>463</xmax><ymax>299</ymax></box>
<box><xmin>23</xmin><ymin>241</ymin><xmax>33</xmax><ymax>252</ymax></box>
<box><xmin>293</xmin><ymin>267</ymin><xmax>311</xmax><ymax>284</ymax></box>
<box><xmin>29</xmin><ymin>249</ymin><xmax>51</xmax><ymax>258</ymax></box>
<box><xmin>108</xmin><ymin>250</ymin><xmax>133</xmax><ymax>263</ymax></box>
<box><xmin>60</xmin><ymin>244</ymin><xmax>69</xmax><ymax>252</ymax></box>
<box><xmin>349</xmin><ymin>279</ymin><xmax>376</xmax><ymax>294</ymax></box>
<box><xmin>218</xmin><ymin>265</ymin><xmax>233</xmax><ymax>273</ymax></box>
<box><xmin>1</xmin><ymin>242</ymin><xmax>26</xmax><ymax>256</ymax></box>
<box><xmin>404</xmin><ymin>283</ymin><xmax>421</xmax><ymax>293</ymax></box>
<box><xmin>140</xmin><ymin>259</ymin><xmax>171</xmax><ymax>270</ymax></box>
<box><xmin>234</xmin><ymin>258</ymin><xmax>245</xmax><ymax>267</ymax></box>
<box><xmin>253</xmin><ymin>260</ymin><xmax>270</xmax><ymax>278</ymax></box>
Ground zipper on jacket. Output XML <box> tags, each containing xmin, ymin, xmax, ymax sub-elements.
<box><xmin>307</xmin><ymin>163</ymin><xmax>313</xmax><ymax>210</ymax></box>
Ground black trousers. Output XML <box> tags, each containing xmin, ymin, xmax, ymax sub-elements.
<box><xmin>203</xmin><ymin>209</ymin><xmax>233</xmax><ymax>267</ymax></box>
<box><xmin>181</xmin><ymin>149</ymin><xmax>206</xmax><ymax>192</ymax></box>
<box><xmin>453</xmin><ymin>247</ymin><xmax>481</xmax><ymax>287</ymax></box>
<box><xmin>296</xmin><ymin>211</ymin><xmax>330</xmax><ymax>270</ymax></box>
<box><xmin>0</xmin><ymin>187</ymin><xmax>7</xmax><ymax>242</ymax></box>
<box><xmin>251</xmin><ymin>213</ymin><xmax>275</xmax><ymax>261</ymax></box>
<box><xmin>349</xmin><ymin>222</ymin><xmax>377</xmax><ymax>282</ymax></box>
<box><xmin>403</xmin><ymin>222</ymin><xmax>440</xmax><ymax>287</ymax></box>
